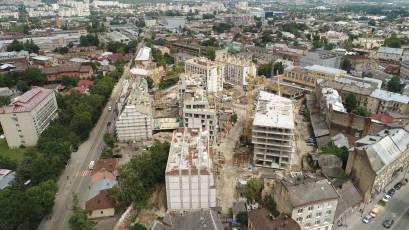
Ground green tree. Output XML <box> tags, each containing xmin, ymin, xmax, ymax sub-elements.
<box><xmin>23</xmin><ymin>68</ymin><xmax>47</xmax><ymax>86</ymax></box>
<box><xmin>236</xmin><ymin>212</ymin><xmax>248</xmax><ymax>226</ymax></box>
<box><xmin>103</xmin><ymin>133</ymin><xmax>116</xmax><ymax>148</ymax></box>
<box><xmin>130</xmin><ymin>223</ymin><xmax>147</xmax><ymax>230</ymax></box>
<box><xmin>207</xmin><ymin>47</ymin><xmax>216</xmax><ymax>61</ymax></box>
<box><xmin>0</xmin><ymin>96</ymin><xmax>10</xmax><ymax>106</ymax></box>
<box><xmin>262</xmin><ymin>196</ymin><xmax>279</xmax><ymax>216</ymax></box>
<box><xmin>69</xmin><ymin>194</ymin><xmax>95</xmax><ymax>230</ymax></box>
<box><xmin>70</xmin><ymin>112</ymin><xmax>93</xmax><ymax>140</ymax></box>
<box><xmin>321</xmin><ymin>145</ymin><xmax>349</xmax><ymax>169</ymax></box>
<box><xmin>352</xmin><ymin>106</ymin><xmax>371</xmax><ymax>117</ymax></box>
<box><xmin>386</xmin><ymin>76</ymin><xmax>402</xmax><ymax>93</ymax></box>
<box><xmin>62</xmin><ymin>76</ymin><xmax>78</xmax><ymax>88</ymax></box>
<box><xmin>0</xmin><ymin>155</ymin><xmax>17</xmax><ymax>170</ymax></box>
<box><xmin>80</xmin><ymin>34</ymin><xmax>99</xmax><ymax>47</ymax></box>
<box><xmin>101</xmin><ymin>147</ymin><xmax>113</xmax><ymax>159</ymax></box>
<box><xmin>230</xmin><ymin>113</ymin><xmax>238</xmax><ymax>124</ymax></box>
<box><xmin>16</xmin><ymin>80</ymin><xmax>29</xmax><ymax>92</ymax></box>
<box><xmin>345</xmin><ymin>94</ymin><xmax>358</xmax><ymax>112</ymax></box>
<box><xmin>257</xmin><ymin>63</ymin><xmax>272</xmax><ymax>77</ymax></box>
<box><xmin>245</xmin><ymin>178</ymin><xmax>264</xmax><ymax>203</ymax></box>
<box><xmin>341</xmin><ymin>59</ymin><xmax>352</xmax><ymax>72</ymax></box>
<box><xmin>145</xmin><ymin>76</ymin><xmax>154</xmax><ymax>89</ymax></box>
<box><xmin>273</xmin><ymin>62</ymin><xmax>284</xmax><ymax>75</ymax></box>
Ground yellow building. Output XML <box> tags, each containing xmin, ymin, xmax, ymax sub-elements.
<box><xmin>283</xmin><ymin>65</ymin><xmax>346</xmax><ymax>88</ymax></box>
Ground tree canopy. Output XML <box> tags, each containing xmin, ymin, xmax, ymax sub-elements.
<box><xmin>80</xmin><ymin>34</ymin><xmax>99</xmax><ymax>47</ymax></box>
<box><xmin>386</xmin><ymin>76</ymin><xmax>403</xmax><ymax>93</ymax></box>
<box><xmin>245</xmin><ymin>178</ymin><xmax>264</xmax><ymax>203</ymax></box>
<box><xmin>6</xmin><ymin>39</ymin><xmax>39</xmax><ymax>53</ymax></box>
<box><xmin>69</xmin><ymin>194</ymin><xmax>95</xmax><ymax>230</ymax></box>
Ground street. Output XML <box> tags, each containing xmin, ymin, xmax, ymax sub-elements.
<box><xmin>37</xmin><ymin>64</ymin><xmax>131</xmax><ymax>230</ymax></box>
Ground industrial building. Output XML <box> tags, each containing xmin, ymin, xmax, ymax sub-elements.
<box><xmin>115</xmin><ymin>79</ymin><xmax>153</xmax><ymax>142</ymax></box>
<box><xmin>179</xmin><ymin>74</ymin><xmax>218</xmax><ymax>141</ymax></box>
<box><xmin>165</xmin><ymin>128</ymin><xmax>216</xmax><ymax>211</ymax></box>
<box><xmin>0</xmin><ymin>87</ymin><xmax>58</xmax><ymax>148</ymax></box>
<box><xmin>252</xmin><ymin>91</ymin><xmax>295</xmax><ymax>169</ymax></box>
<box><xmin>185</xmin><ymin>57</ymin><xmax>224</xmax><ymax>93</ymax></box>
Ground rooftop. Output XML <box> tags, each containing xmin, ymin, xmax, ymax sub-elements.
<box><xmin>152</xmin><ymin>209</ymin><xmax>223</xmax><ymax>230</ymax></box>
<box><xmin>281</xmin><ymin>175</ymin><xmax>339</xmax><ymax>207</ymax></box>
<box><xmin>1</xmin><ymin>87</ymin><xmax>53</xmax><ymax>113</ymax></box>
<box><xmin>165</xmin><ymin>128</ymin><xmax>212</xmax><ymax>176</ymax></box>
<box><xmin>135</xmin><ymin>46</ymin><xmax>152</xmax><ymax>61</ymax></box>
<box><xmin>185</xmin><ymin>57</ymin><xmax>220</xmax><ymax>69</ymax></box>
<box><xmin>248</xmin><ymin>209</ymin><xmax>300</xmax><ymax>230</ymax></box>
<box><xmin>378</xmin><ymin>47</ymin><xmax>403</xmax><ymax>55</ymax></box>
<box><xmin>305</xmin><ymin>65</ymin><xmax>346</xmax><ymax>76</ymax></box>
<box><xmin>321</xmin><ymin>88</ymin><xmax>346</xmax><ymax>112</ymax></box>
<box><xmin>253</xmin><ymin>91</ymin><xmax>294</xmax><ymax>130</ymax></box>
<box><xmin>370</xmin><ymin>89</ymin><xmax>409</xmax><ymax>104</ymax></box>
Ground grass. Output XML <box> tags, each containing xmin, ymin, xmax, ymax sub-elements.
<box><xmin>0</xmin><ymin>139</ymin><xmax>27</xmax><ymax>164</ymax></box>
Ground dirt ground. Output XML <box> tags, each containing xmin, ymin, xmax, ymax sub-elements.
<box><xmin>292</xmin><ymin>101</ymin><xmax>314</xmax><ymax>171</ymax></box>
<box><xmin>134</xmin><ymin>185</ymin><xmax>167</xmax><ymax>228</ymax></box>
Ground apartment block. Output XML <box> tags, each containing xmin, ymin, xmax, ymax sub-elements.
<box><xmin>252</xmin><ymin>91</ymin><xmax>295</xmax><ymax>170</ymax></box>
<box><xmin>115</xmin><ymin>79</ymin><xmax>153</xmax><ymax>142</ymax></box>
<box><xmin>179</xmin><ymin>74</ymin><xmax>218</xmax><ymax>141</ymax></box>
<box><xmin>283</xmin><ymin>65</ymin><xmax>346</xmax><ymax>88</ymax></box>
<box><xmin>165</xmin><ymin>128</ymin><xmax>216</xmax><ymax>211</ymax></box>
<box><xmin>215</xmin><ymin>51</ymin><xmax>256</xmax><ymax>86</ymax></box>
<box><xmin>0</xmin><ymin>87</ymin><xmax>58</xmax><ymax>148</ymax></box>
<box><xmin>273</xmin><ymin>175</ymin><xmax>339</xmax><ymax>230</ymax></box>
<box><xmin>185</xmin><ymin>57</ymin><xmax>224</xmax><ymax>93</ymax></box>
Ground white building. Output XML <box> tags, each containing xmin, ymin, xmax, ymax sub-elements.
<box><xmin>321</xmin><ymin>88</ymin><xmax>346</xmax><ymax>112</ymax></box>
<box><xmin>0</xmin><ymin>87</ymin><xmax>58</xmax><ymax>148</ymax></box>
<box><xmin>179</xmin><ymin>74</ymin><xmax>218</xmax><ymax>141</ymax></box>
<box><xmin>215</xmin><ymin>52</ymin><xmax>256</xmax><ymax>86</ymax></box>
<box><xmin>252</xmin><ymin>91</ymin><xmax>295</xmax><ymax>169</ymax></box>
<box><xmin>115</xmin><ymin>79</ymin><xmax>153</xmax><ymax>142</ymax></box>
<box><xmin>185</xmin><ymin>57</ymin><xmax>224</xmax><ymax>93</ymax></box>
<box><xmin>165</xmin><ymin>128</ymin><xmax>216</xmax><ymax>211</ymax></box>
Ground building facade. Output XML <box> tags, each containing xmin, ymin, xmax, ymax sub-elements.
<box><xmin>0</xmin><ymin>87</ymin><xmax>58</xmax><ymax>148</ymax></box>
<box><xmin>165</xmin><ymin>128</ymin><xmax>217</xmax><ymax>211</ymax></box>
<box><xmin>215</xmin><ymin>51</ymin><xmax>256</xmax><ymax>86</ymax></box>
<box><xmin>252</xmin><ymin>91</ymin><xmax>295</xmax><ymax>169</ymax></box>
<box><xmin>283</xmin><ymin>65</ymin><xmax>346</xmax><ymax>88</ymax></box>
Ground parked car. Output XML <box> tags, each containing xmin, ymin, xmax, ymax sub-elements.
<box><xmin>362</xmin><ymin>215</ymin><xmax>372</xmax><ymax>224</ymax></box>
<box><xmin>108</xmin><ymin>106</ymin><xmax>112</xmax><ymax>111</ymax></box>
<box><xmin>383</xmin><ymin>218</ymin><xmax>394</xmax><ymax>228</ymax></box>
<box><xmin>382</xmin><ymin>194</ymin><xmax>391</xmax><ymax>202</ymax></box>
<box><xmin>88</xmin><ymin>160</ymin><xmax>95</xmax><ymax>170</ymax></box>
<box><xmin>370</xmin><ymin>207</ymin><xmax>379</xmax><ymax>218</ymax></box>
<box><xmin>387</xmin><ymin>188</ymin><xmax>396</xmax><ymax>196</ymax></box>
<box><xmin>394</xmin><ymin>182</ymin><xmax>402</xmax><ymax>190</ymax></box>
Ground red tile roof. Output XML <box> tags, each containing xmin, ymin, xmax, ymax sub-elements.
<box><xmin>4</xmin><ymin>87</ymin><xmax>53</xmax><ymax>113</ymax></box>
<box><xmin>77</xmin><ymin>79</ymin><xmax>93</xmax><ymax>87</ymax></box>
<box><xmin>91</xmin><ymin>159</ymin><xmax>118</xmax><ymax>176</ymax></box>
<box><xmin>85</xmin><ymin>189</ymin><xmax>114</xmax><ymax>210</ymax></box>
<box><xmin>248</xmin><ymin>209</ymin><xmax>300</xmax><ymax>230</ymax></box>
<box><xmin>371</xmin><ymin>113</ymin><xmax>394</xmax><ymax>123</ymax></box>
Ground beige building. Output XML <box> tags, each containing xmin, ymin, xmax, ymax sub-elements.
<box><xmin>273</xmin><ymin>175</ymin><xmax>339</xmax><ymax>230</ymax></box>
<box><xmin>283</xmin><ymin>65</ymin><xmax>346</xmax><ymax>88</ymax></box>
<box><xmin>185</xmin><ymin>57</ymin><xmax>224</xmax><ymax>93</ymax></box>
<box><xmin>215</xmin><ymin>51</ymin><xmax>256</xmax><ymax>86</ymax></box>
<box><xmin>346</xmin><ymin>128</ymin><xmax>409</xmax><ymax>202</ymax></box>
<box><xmin>369</xmin><ymin>89</ymin><xmax>409</xmax><ymax>115</ymax></box>
<box><xmin>0</xmin><ymin>87</ymin><xmax>58</xmax><ymax>148</ymax></box>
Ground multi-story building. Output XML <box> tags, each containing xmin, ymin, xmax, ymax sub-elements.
<box><xmin>300</xmin><ymin>50</ymin><xmax>341</xmax><ymax>68</ymax></box>
<box><xmin>248</xmin><ymin>209</ymin><xmax>301</xmax><ymax>230</ymax></box>
<box><xmin>376</xmin><ymin>47</ymin><xmax>403</xmax><ymax>62</ymax></box>
<box><xmin>0</xmin><ymin>87</ymin><xmax>58</xmax><ymax>148</ymax></box>
<box><xmin>347</xmin><ymin>128</ymin><xmax>409</xmax><ymax>202</ymax></box>
<box><xmin>185</xmin><ymin>57</ymin><xmax>224</xmax><ymax>93</ymax></box>
<box><xmin>115</xmin><ymin>79</ymin><xmax>153</xmax><ymax>142</ymax></box>
<box><xmin>400</xmin><ymin>61</ymin><xmax>409</xmax><ymax>80</ymax></box>
<box><xmin>252</xmin><ymin>91</ymin><xmax>295</xmax><ymax>170</ymax></box>
<box><xmin>283</xmin><ymin>65</ymin><xmax>346</xmax><ymax>88</ymax></box>
<box><xmin>273</xmin><ymin>175</ymin><xmax>339</xmax><ymax>230</ymax></box>
<box><xmin>165</xmin><ymin>128</ymin><xmax>216</xmax><ymax>211</ymax></box>
<box><xmin>215</xmin><ymin>51</ymin><xmax>256</xmax><ymax>86</ymax></box>
<box><xmin>369</xmin><ymin>89</ymin><xmax>409</xmax><ymax>115</ymax></box>
<box><xmin>179</xmin><ymin>74</ymin><xmax>218</xmax><ymax>141</ymax></box>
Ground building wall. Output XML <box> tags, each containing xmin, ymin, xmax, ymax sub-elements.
<box><xmin>88</xmin><ymin>208</ymin><xmax>115</xmax><ymax>219</ymax></box>
<box><xmin>116</xmin><ymin>107</ymin><xmax>153</xmax><ymax>142</ymax></box>
<box><xmin>401</xmin><ymin>62</ymin><xmax>409</xmax><ymax>80</ymax></box>
<box><xmin>183</xmin><ymin>107</ymin><xmax>218</xmax><ymax>141</ymax></box>
<box><xmin>165</xmin><ymin>173</ymin><xmax>217</xmax><ymax>211</ymax></box>
<box><xmin>0</xmin><ymin>91</ymin><xmax>58</xmax><ymax>148</ymax></box>
<box><xmin>185</xmin><ymin>60</ymin><xmax>224</xmax><ymax>93</ymax></box>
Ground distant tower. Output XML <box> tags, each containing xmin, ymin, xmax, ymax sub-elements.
<box><xmin>55</xmin><ymin>15</ymin><xmax>62</xmax><ymax>29</ymax></box>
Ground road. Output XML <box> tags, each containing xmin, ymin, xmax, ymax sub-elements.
<box><xmin>343</xmin><ymin>176</ymin><xmax>409</xmax><ymax>230</ymax></box>
<box><xmin>38</xmin><ymin>63</ymin><xmax>132</xmax><ymax>230</ymax></box>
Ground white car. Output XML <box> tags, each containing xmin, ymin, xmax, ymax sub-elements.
<box><xmin>108</xmin><ymin>106</ymin><xmax>112</xmax><ymax>111</ymax></box>
<box><xmin>362</xmin><ymin>215</ymin><xmax>372</xmax><ymax>224</ymax></box>
<box><xmin>89</xmin><ymin>160</ymin><xmax>95</xmax><ymax>170</ymax></box>
<box><xmin>382</xmin><ymin>194</ymin><xmax>391</xmax><ymax>202</ymax></box>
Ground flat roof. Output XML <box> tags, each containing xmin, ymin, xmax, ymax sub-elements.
<box><xmin>305</xmin><ymin>65</ymin><xmax>345</xmax><ymax>76</ymax></box>
<box><xmin>253</xmin><ymin>91</ymin><xmax>294</xmax><ymax>129</ymax></box>
<box><xmin>370</xmin><ymin>89</ymin><xmax>409</xmax><ymax>104</ymax></box>
<box><xmin>135</xmin><ymin>46</ymin><xmax>151</xmax><ymax>61</ymax></box>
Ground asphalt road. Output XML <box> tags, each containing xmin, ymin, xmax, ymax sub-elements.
<box><xmin>38</xmin><ymin>63</ymin><xmax>131</xmax><ymax>230</ymax></box>
<box><xmin>348</xmin><ymin>181</ymin><xmax>409</xmax><ymax>230</ymax></box>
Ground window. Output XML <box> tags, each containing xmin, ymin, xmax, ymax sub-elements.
<box><xmin>315</xmin><ymin>220</ymin><xmax>320</xmax><ymax>225</ymax></box>
<box><xmin>316</xmin><ymin>212</ymin><xmax>322</xmax><ymax>217</ymax></box>
<box><xmin>308</xmin><ymin>206</ymin><xmax>314</xmax><ymax>211</ymax></box>
<box><xmin>298</xmin><ymin>208</ymin><xmax>303</xmax><ymax>213</ymax></box>
<box><xmin>326</xmin><ymin>210</ymin><xmax>332</xmax><ymax>214</ymax></box>
<box><xmin>325</xmin><ymin>226</ymin><xmax>329</xmax><ymax>230</ymax></box>
<box><xmin>306</xmin><ymin>215</ymin><xmax>312</xmax><ymax>219</ymax></box>
<box><xmin>296</xmin><ymin>217</ymin><xmax>303</xmax><ymax>222</ymax></box>
<box><xmin>305</xmin><ymin>223</ymin><xmax>311</xmax><ymax>227</ymax></box>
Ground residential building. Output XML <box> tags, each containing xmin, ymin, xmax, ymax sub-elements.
<box><xmin>283</xmin><ymin>65</ymin><xmax>346</xmax><ymax>88</ymax></box>
<box><xmin>0</xmin><ymin>87</ymin><xmax>58</xmax><ymax>148</ymax></box>
<box><xmin>252</xmin><ymin>91</ymin><xmax>295</xmax><ymax>170</ymax></box>
<box><xmin>85</xmin><ymin>178</ymin><xmax>117</xmax><ymax>218</ymax></box>
<box><xmin>400</xmin><ymin>60</ymin><xmax>409</xmax><ymax>80</ymax></box>
<box><xmin>300</xmin><ymin>51</ymin><xmax>341</xmax><ymax>68</ymax></box>
<box><xmin>152</xmin><ymin>209</ymin><xmax>224</xmax><ymax>230</ymax></box>
<box><xmin>273</xmin><ymin>175</ymin><xmax>339</xmax><ymax>230</ymax></box>
<box><xmin>369</xmin><ymin>89</ymin><xmax>409</xmax><ymax>115</ymax></box>
<box><xmin>346</xmin><ymin>128</ymin><xmax>409</xmax><ymax>202</ymax></box>
<box><xmin>344</xmin><ymin>55</ymin><xmax>378</xmax><ymax>76</ymax></box>
<box><xmin>185</xmin><ymin>57</ymin><xmax>224</xmax><ymax>93</ymax></box>
<box><xmin>319</xmin><ymin>88</ymin><xmax>346</xmax><ymax>113</ymax></box>
<box><xmin>248</xmin><ymin>209</ymin><xmax>301</xmax><ymax>230</ymax></box>
<box><xmin>115</xmin><ymin>79</ymin><xmax>153</xmax><ymax>142</ymax></box>
<box><xmin>221</xmin><ymin>14</ymin><xmax>255</xmax><ymax>26</ymax></box>
<box><xmin>376</xmin><ymin>47</ymin><xmax>403</xmax><ymax>62</ymax></box>
<box><xmin>165</xmin><ymin>128</ymin><xmax>216</xmax><ymax>211</ymax></box>
<box><xmin>42</xmin><ymin>64</ymin><xmax>93</xmax><ymax>82</ymax></box>
<box><xmin>179</xmin><ymin>74</ymin><xmax>218</xmax><ymax>141</ymax></box>
<box><xmin>215</xmin><ymin>51</ymin><xmax>256</xmax><ymax>86</ymax></box>
<box><xmin>161</xmin><ymin>16</ymin><xmax>186</xmax><ymax>30</ymax></box>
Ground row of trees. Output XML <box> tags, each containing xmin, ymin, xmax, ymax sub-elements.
<box><xmin>0</xmin><ymin>63</ymin><xmax>124</xmax><ymax>230</ymax></box>
<box><xmin>152</xmin><ymin>49</ymin><xmax>174</xmax><ymax>67</ymax></box>
<box><xmin>0</xmin><ymin>68</ymin><xmax>47</xmax><ymax>92</ymax></box>
<box><xmin>106</xmin><ymin>40</ymin><xmax>139</xmax><ymax>54</ymax></box>
<box><xmin>6</xmin><ymin>39</ymin><xmax>40</xmax><ymax>53</ymax></box>
<box><xmin>80</xmin><ymin>34</ymin><xmax>99</xmax><ymax>47</ymax></box>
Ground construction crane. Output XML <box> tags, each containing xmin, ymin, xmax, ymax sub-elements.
<box><xmin>242</xmin><ymin>74</ymin><xmax>254</xmax><ymax>144</ymax></box>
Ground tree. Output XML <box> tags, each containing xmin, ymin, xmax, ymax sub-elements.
<box><xmin>386</xmin><ymin>76</ymin><xmax>402</xmax><ymax>93</ymax></box>
<box><xmin>212</xmin><ymin>22</ymin><xmax>232</xmax><ymax>33</ymax></box>
<box><xmin>101</xmin><ymin>147</ymin><xmax>113</xmax><ymax>159</ymax></box>
<box><xmin>16</xmin><ymin>80</ymin><xmax>29</xmax><ymax>92</ymax></box>
<box><xmin>352</xmin><ymin>106</ymin><xmax>371</xmax><ymax>117</ymax></box>
<box><xmin>23</xmin><ymin>68</ymin><xmax>47</xmax><ymax>86</ymax></box>
<box><xmin>69</xmin><ymin>194</ymin><xmax>95</xmax><ymax>230</ymax></box>
<box><xmin>368</xmin><ymin>19</ymin><xmax>376</xmax><ymax>26</ymax></box>
<box><xmin>236</xmin><ymin>212</ymin><xmax>248</xmax><ymax>226</ymax></box>
<box><xmin>130</xmin><ymin>223</ymin><xmax>147</xmax><ymax>230</ymax></box>
<box><xmin>145</xmin><ymin>76</ymin><xmax>154</xmax><ymax>89</ymax></box>
<box><xmin>341</xmin><ymin>59</ymin><xmax>352</xmax><ymax>73</ymax></box>
<box><xmin>345</xmin><ymin>94</ymin><xmax>358</xmax><ymax>112</ymax></box>
<box><xmin>262</xmin><ymin>196</ymin><xmax>279</xmax><ymax>216</ymax></box>
<box><xmin>103</xmin><ymin>133</ymin><xmax>116</xmax><ymax>148</ymax></box>
<box><xmin>62</xmin><ymin>76</ymin><xmax>78</xmax><ymax>88</ymax></box>
<box><xmin>230</xmin><ymin>113</ymin><xmax>238</xmax><ymax>124</ymax></box>
<box><xmin>245</xmin><ymin>178</ymin><xmax>263</xmax><ymax>203</ymax></box>
<box><xmin>80</xmin><ymin>34</ymin><xmax>99</xmax><ymax>47</ymax></box>
<box><xmin>257</xmin><ymin>63</ymin><xmax>272</xmax><ymax>77</ymax></box>
<box><xmin>207</xmin><ymin>47</ymin><xmax>216</xmax><ymax>61</ymax></box>
<box><xmin>321</xmin><ymin>145</ymin><xmax>349</xmax><ymax>169</ymax></box>
<box><xmin>70</xmin><ymin>111</ymin><xmax>93</xmax><ymax>140</ymax></box>
<box><xmin>0</xmin><ymin>155</ymin><xmax>17</xmax><ymax>170</ymax></box>
<box><xmin>6</xmin><ymin>39</ymin><xmax>39</xmax><ymax>53</ymax></box>
<box><xmin>273</xmin><ymin>62</ymin><xmax>284</xmax><ymax>76</ymax></box>
<box><xmin>0</xmin><ymin>96</ymin><xmax>10</xmax><ymax>106</ymax></box>
<box><xmin>54</xmin><ymin>46</ymin><xmax>69</xmax><ymax>54</ymax></box>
